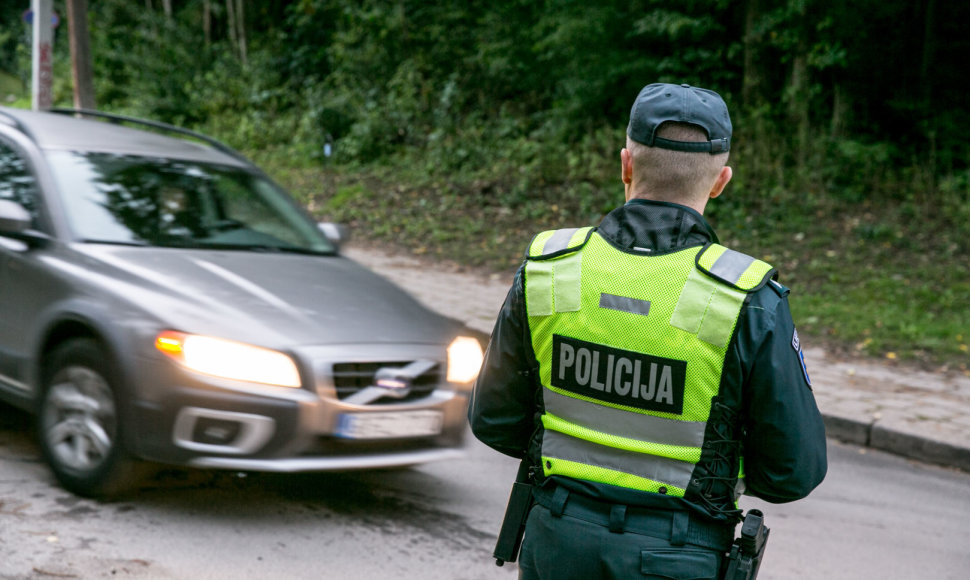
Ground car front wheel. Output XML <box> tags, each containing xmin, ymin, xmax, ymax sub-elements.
<box><xmin>38</xmin><ymin>338</ymin><xmax>146</xmax><ymax>497</ymax></box>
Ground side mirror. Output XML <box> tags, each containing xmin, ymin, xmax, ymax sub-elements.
<box><xmin>318</xmin><ymin>222</ymin><xmax>350</xmax><ymax>252</ymax></box>
<box><xmin>0</xmin><ymin>200</ymin><xmax>32</xmax><ymax>235</ymax></box>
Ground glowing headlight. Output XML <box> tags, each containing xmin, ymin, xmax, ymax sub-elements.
<box><xmin>155</xmin><ymin>331</ymin><xmax>301</xmax><ymax>388</ymax></box>
<box><xmin>447</xmin><ymin>336</ymin><xmax>484</xmax><ymax>384</ymax></box>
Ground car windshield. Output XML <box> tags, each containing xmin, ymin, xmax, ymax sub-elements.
<box><xmin>46</xmin><ymin>151</ymin><xmax>334</xmax><ymax>254</ymax></box>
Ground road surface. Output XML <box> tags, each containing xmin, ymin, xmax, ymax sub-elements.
<box><xmin>2</xmin><ymin>402</ymin><xmax>969</xmax><ymax>579</ymax></box>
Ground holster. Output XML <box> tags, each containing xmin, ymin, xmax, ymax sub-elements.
<box><xmin>722</xmin><ymin>509</ymin><xmax>770</xmax><ymax>580</ymax></box>
<box><xmin>493</xmin><ymin>459</ymin><xmax>534</xmax><ymax>566</ymax></box>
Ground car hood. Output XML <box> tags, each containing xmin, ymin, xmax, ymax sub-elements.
<box><xmin>67</xmin><ymin>245</ymin><xmax>459</xmax><ymax>347</ymax></box>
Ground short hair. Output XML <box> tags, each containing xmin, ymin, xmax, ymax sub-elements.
<box><xmin>627</xmin><ymin>122</ymin><xmax>729</xmax><ymax>204</ymax></box>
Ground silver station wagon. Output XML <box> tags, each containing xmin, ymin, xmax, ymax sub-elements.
<box><xmin>0</xmin><ymin>107</ymin><xmax>483</xmax><ymax>496</ymax></box>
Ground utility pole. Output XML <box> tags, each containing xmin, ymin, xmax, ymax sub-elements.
<box><xmin>30</xmin><ymin>0</ymin><xmax>55</xmax><ymax>110</ymax></box>
<box><xmin>66</xmin><ymin>0</ymin><xmax>95</xmax><ymax>110</ymax></box>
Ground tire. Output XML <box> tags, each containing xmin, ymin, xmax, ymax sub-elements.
<box><xmin>37</xmin><ymin>338</ymin><xmax>147</xmax><ymax>497</ymax></box>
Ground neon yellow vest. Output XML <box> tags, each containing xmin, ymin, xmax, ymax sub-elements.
<box><xmin>524</xmin><ymin>227</ymin><xmax>774</xmax><ymax>497</ymax></box>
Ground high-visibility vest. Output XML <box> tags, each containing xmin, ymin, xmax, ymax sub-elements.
<box><xmin>524</xmin><ymin>227</ymin><xmax>775</xmax><ymax>497</ymax></box>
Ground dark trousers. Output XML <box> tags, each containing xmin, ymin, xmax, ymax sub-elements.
<box><xmin>518</xmin><ymin>489</ymin><xmax>729</xmax><ymax>580</ymax></box>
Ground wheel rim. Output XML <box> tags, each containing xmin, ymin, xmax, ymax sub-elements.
<box><xmin>43</xmin><ymin>365</ymin><xmax>117</xmax><ymax>472</ymax></box>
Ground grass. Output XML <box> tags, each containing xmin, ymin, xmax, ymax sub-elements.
<box><xmin>722</xmin><ymin>198</ymin><xmax>970</xmax><ymax>370</ymax></box>
<box><xmin>0</xmin><ymin>69</ymin><xmax>25</xmax><ymax>104</ymax></box>
<box><xmin>259</xmin><ymin>153</ymin><xmax>969</xmax><ymax>375</ymax></box>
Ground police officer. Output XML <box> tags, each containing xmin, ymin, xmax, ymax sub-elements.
<box><xmin>469</xmin><ymin>82</ymin><xmax>827</xmax><ymax>579</ymax></box>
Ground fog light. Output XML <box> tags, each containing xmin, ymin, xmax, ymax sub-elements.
<box><xmin>173</xmin><ymin>407</ymin><xmax>275</xmax><ymax>455</ymax></box>
<box><xmin>192</xmin><ymin>417</ymin><xmax>242</xmax><ymax>445</ymax></box>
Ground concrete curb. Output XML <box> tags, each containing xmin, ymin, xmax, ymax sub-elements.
<box><xmin>823</xmin><ymin>415</ymin><xmax>970</xmax><ymax>472</ymax></box>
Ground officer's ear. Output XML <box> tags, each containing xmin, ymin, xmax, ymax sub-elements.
<box><xmin>621</xmin><ymin>148</ymin><xmax>633</xmax><ymax>185</ymax></box>
<box><xmin>709</xmin><ymin>166</ymin><xmax>732</xmax><ymax>200</ymax></box>
<box><xmin>621</xmin><ymin>148</ymin><xmax>634</xmax><ymax>201</ymax></box>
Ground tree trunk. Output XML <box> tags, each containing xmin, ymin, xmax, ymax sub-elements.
<box><xmin>920</xmin><ymin>0</ymin><xmax>937</xmax><ymax>188</ymax></box>
<box><xmin>203</xmin><ymin>0</ymin><xmax>211</xmax><ymax>46</ymax></box>
<box><xmin>920</xmin><ymin>0</ymin><xmax>935</xmax><ymax>110</ymax></box>
<box><xmin>742</xmin><ymin>0</ymin><xmax>765</xmax><ymax>109</ymax></box>
<box><xmin>786</xmin><ymin>0</ymin><xmax>812</xmax><ymax>172</ymax></box>
<box><xmin>66</xmin><ymin>0</ymin><xmax>95</xmax><ymax>110</ymax></box>
<box><xmin>235</xmin><ymin>0</ymin><xmax>247</xmax><ymax>66</ymax></box>
<box><xmin>226</xmin><ymin>0</ymin><xmax>238</xmax><ymax>56</ymax></box>
<box><xmin>788</xmin><ymin>50</ymin><xmax>810</xmax><ymax>170</ymax></box>
<box><xmin>830</xmin><ymin>82</ymin><xmax>846</xmax><ymax>139</ymax></box>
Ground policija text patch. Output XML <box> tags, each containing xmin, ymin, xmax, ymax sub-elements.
<box><xmin>551</xmin><ymin>334</ymin><xmax>686</xmax><ymax>415</ymax></box>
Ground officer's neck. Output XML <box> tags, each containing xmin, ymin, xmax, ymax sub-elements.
<box><xmin>626</xmin><ymin>192</ymin><xmax>709</xmax><ymax>215</ymax></box>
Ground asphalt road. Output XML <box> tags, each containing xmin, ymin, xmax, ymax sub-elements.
<box><xmin>2</xmin><ymin>402</ymin><xmax>970</xmax><ymax>579</ymax></box>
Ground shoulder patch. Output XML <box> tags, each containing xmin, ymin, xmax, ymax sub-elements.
<box><xmin>792</xmin><ymin>328</ymin><xmax>813</xmax><ymax>389</ymax></box>
<box><xmin>695</xmin><ymin>243</ymin><xmax>776</xmax><ymax>293</ymax></box>
<box><xmin>526</xmin><ymin>227</ymin><xmax>594</xmax><ymax>260</ymax></box>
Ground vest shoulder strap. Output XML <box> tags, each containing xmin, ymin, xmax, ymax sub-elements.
<box><xmin>695</xmin><ymin>243</ymin><xmax>776</xmax><ymax>292</ymax></box>
<box><xmin>526</xmin><ymin>227</ymin><xmax>594</xmax><ymax>260</ymax></box>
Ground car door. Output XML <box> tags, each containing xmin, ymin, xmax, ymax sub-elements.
<box><xmin>0</xmin><ymin>137</ymin><xmax>54</xmax><ymax>400</ymax></box>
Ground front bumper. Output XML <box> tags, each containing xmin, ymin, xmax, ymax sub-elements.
<box><xmin>129</xmin><ymin>343</ymin><xmax>471</xmax><ymax>471</ymax></box>
<box><xmin>187</xmin><ymin>448</ymin><xmax>466</xmax><ymax>472</ymax></box>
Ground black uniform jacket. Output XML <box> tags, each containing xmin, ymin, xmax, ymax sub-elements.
<box><xmin>469</xmin><ymin>199</ymin><xmax>828</xmax><ymax>522</ymax></box>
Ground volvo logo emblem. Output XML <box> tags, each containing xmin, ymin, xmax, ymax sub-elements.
<box><xmin>342</xmin><ymin>359</ymin><xmax>437</xmax><ymax>405</ymax></box>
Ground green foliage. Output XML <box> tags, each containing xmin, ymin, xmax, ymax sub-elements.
<box><xmin>938</xmin><ymin>171</ymin><xmax>970</xmax><ymax>223</ymax></box>
<box><xmin>824</xmin><ymin>139</ymin><xmax>896</xmax><ymax>202</ymax></box>
<box><xmin>67</xmin><ymin>0</ymin><xmax>970</xmax><ymax>205</ymax></box>
<box><xmin>0</xmin><ymin>68</ymin><xmax>21</xmax><ymax>102</ymax></box>
<box><xmin>327</xmin><ymin>183</ymin><xmax>368</xmax><ymax>212</ymax></box>
<box><xmin>6</xmin><ymin>0</ymin><xmax>969</xmax><ymax>369</ymax></box>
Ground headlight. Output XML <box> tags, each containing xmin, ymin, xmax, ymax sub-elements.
<box><xmin>447</xmin><ymin>336</ymin><xmax>484</xmax><ymax>384</ymax></box>
<box><xmin>155</xmin><ymin>331</ymin><xmax>301</xmax><ymax>388</ymax></box>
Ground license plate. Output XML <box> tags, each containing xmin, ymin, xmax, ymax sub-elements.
<box><xmin>336</xmin><ymin>410</ymin><xmax>443</xmax><ymax>440</ymax></box>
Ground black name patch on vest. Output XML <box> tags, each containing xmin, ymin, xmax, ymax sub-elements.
<box><xmin>551</xmin><ymin>334</ymin><xmax>687</xmax><ymax>415</ymax></box>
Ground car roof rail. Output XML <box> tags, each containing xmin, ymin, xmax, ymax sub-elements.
<box><xmin>0</xmin><ymin>109</ymin><xmax>40</xmax><ymax>142</ymax></box>
<box><xmin>48</xmin><ymin>108</ymin><xmax>249</xmax><ymax>163</ymax></box>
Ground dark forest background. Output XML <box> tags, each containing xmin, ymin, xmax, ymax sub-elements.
<box><xmin>1</xmin><ymin>0</ymin><xmax>968</xmax><ymax>367</ymax></box>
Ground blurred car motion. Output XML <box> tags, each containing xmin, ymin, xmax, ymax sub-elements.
<box><xmin>0</xmin><ymin>107</ymin><xmax>483</xmax><ymax>496</ymax></box>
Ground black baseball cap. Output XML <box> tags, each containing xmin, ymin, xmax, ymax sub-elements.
<box><xmin>626</xmin><ymin>83</ymin><xmax>732</xmax><ymax>154</ymax></box>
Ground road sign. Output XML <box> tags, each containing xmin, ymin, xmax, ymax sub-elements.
<box><xmin>22</xmin><ymin>9</ymin><xmax>60</xmax><ymax>28</ymax></box>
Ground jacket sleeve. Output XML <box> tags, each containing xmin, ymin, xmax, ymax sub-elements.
<box><xmin>467</xmin><ymin>267</ymin><xmax>539</xmax><ymax>459</ymax></box>
<box><xmin>740</xmin><ymin>286</ymin><xmax>828</xmax><ymax>503</ymax></box>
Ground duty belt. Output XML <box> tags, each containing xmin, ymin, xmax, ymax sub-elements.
<box><xmin>533</xmin><ymin>484</ymin><xmax>734</xmax><ymax>552</ymax></box>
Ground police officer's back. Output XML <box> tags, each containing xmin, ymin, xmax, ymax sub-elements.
<box><xmin>469</xmin><ymin>83</ymin><xmax>827</xmax><ymax>579</ymax></box>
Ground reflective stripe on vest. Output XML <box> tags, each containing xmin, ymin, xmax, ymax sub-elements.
<box><xmin>525</xmin><ymin>227</ymin><xmax>593</xmax><ymax>316</ymax></box>
<box><xmin>543</xmin><ymin>389</ymin><xmax>706</xmax><ymax>447</ymax></box>
<box><xmin>525</xmin><ymin>231</ymin><xmax>772</xmax><ymax>497</ymax></box>
<box><xmin>671</xmin><ymin>244</ymin><xmax>775</xmax><ymax>348</ymax></box>
<box><xmin>697</xmin><ymin>243</ymin><xmax>775</xmax><ymax>291</ymax></box>
<box><xmin>670</xmin><ymin>270</ymin><xmax>746</xmax><ymax>349</ymax></box>
<box><xmin>541</xmin><ymin>428</ymin><xmax>695</xmax><ymax>494</ymax></box>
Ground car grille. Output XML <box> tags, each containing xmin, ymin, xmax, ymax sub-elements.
<box><xmin>331</xmin><ymin>361</ymin><xmax>441</xmax><ymax>403</ymax></box>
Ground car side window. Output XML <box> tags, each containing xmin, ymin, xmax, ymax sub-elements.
<box><xmin>0</xmin><ymin>140</ymin><xmax>40</xmax><ymax>227</ymax></box>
